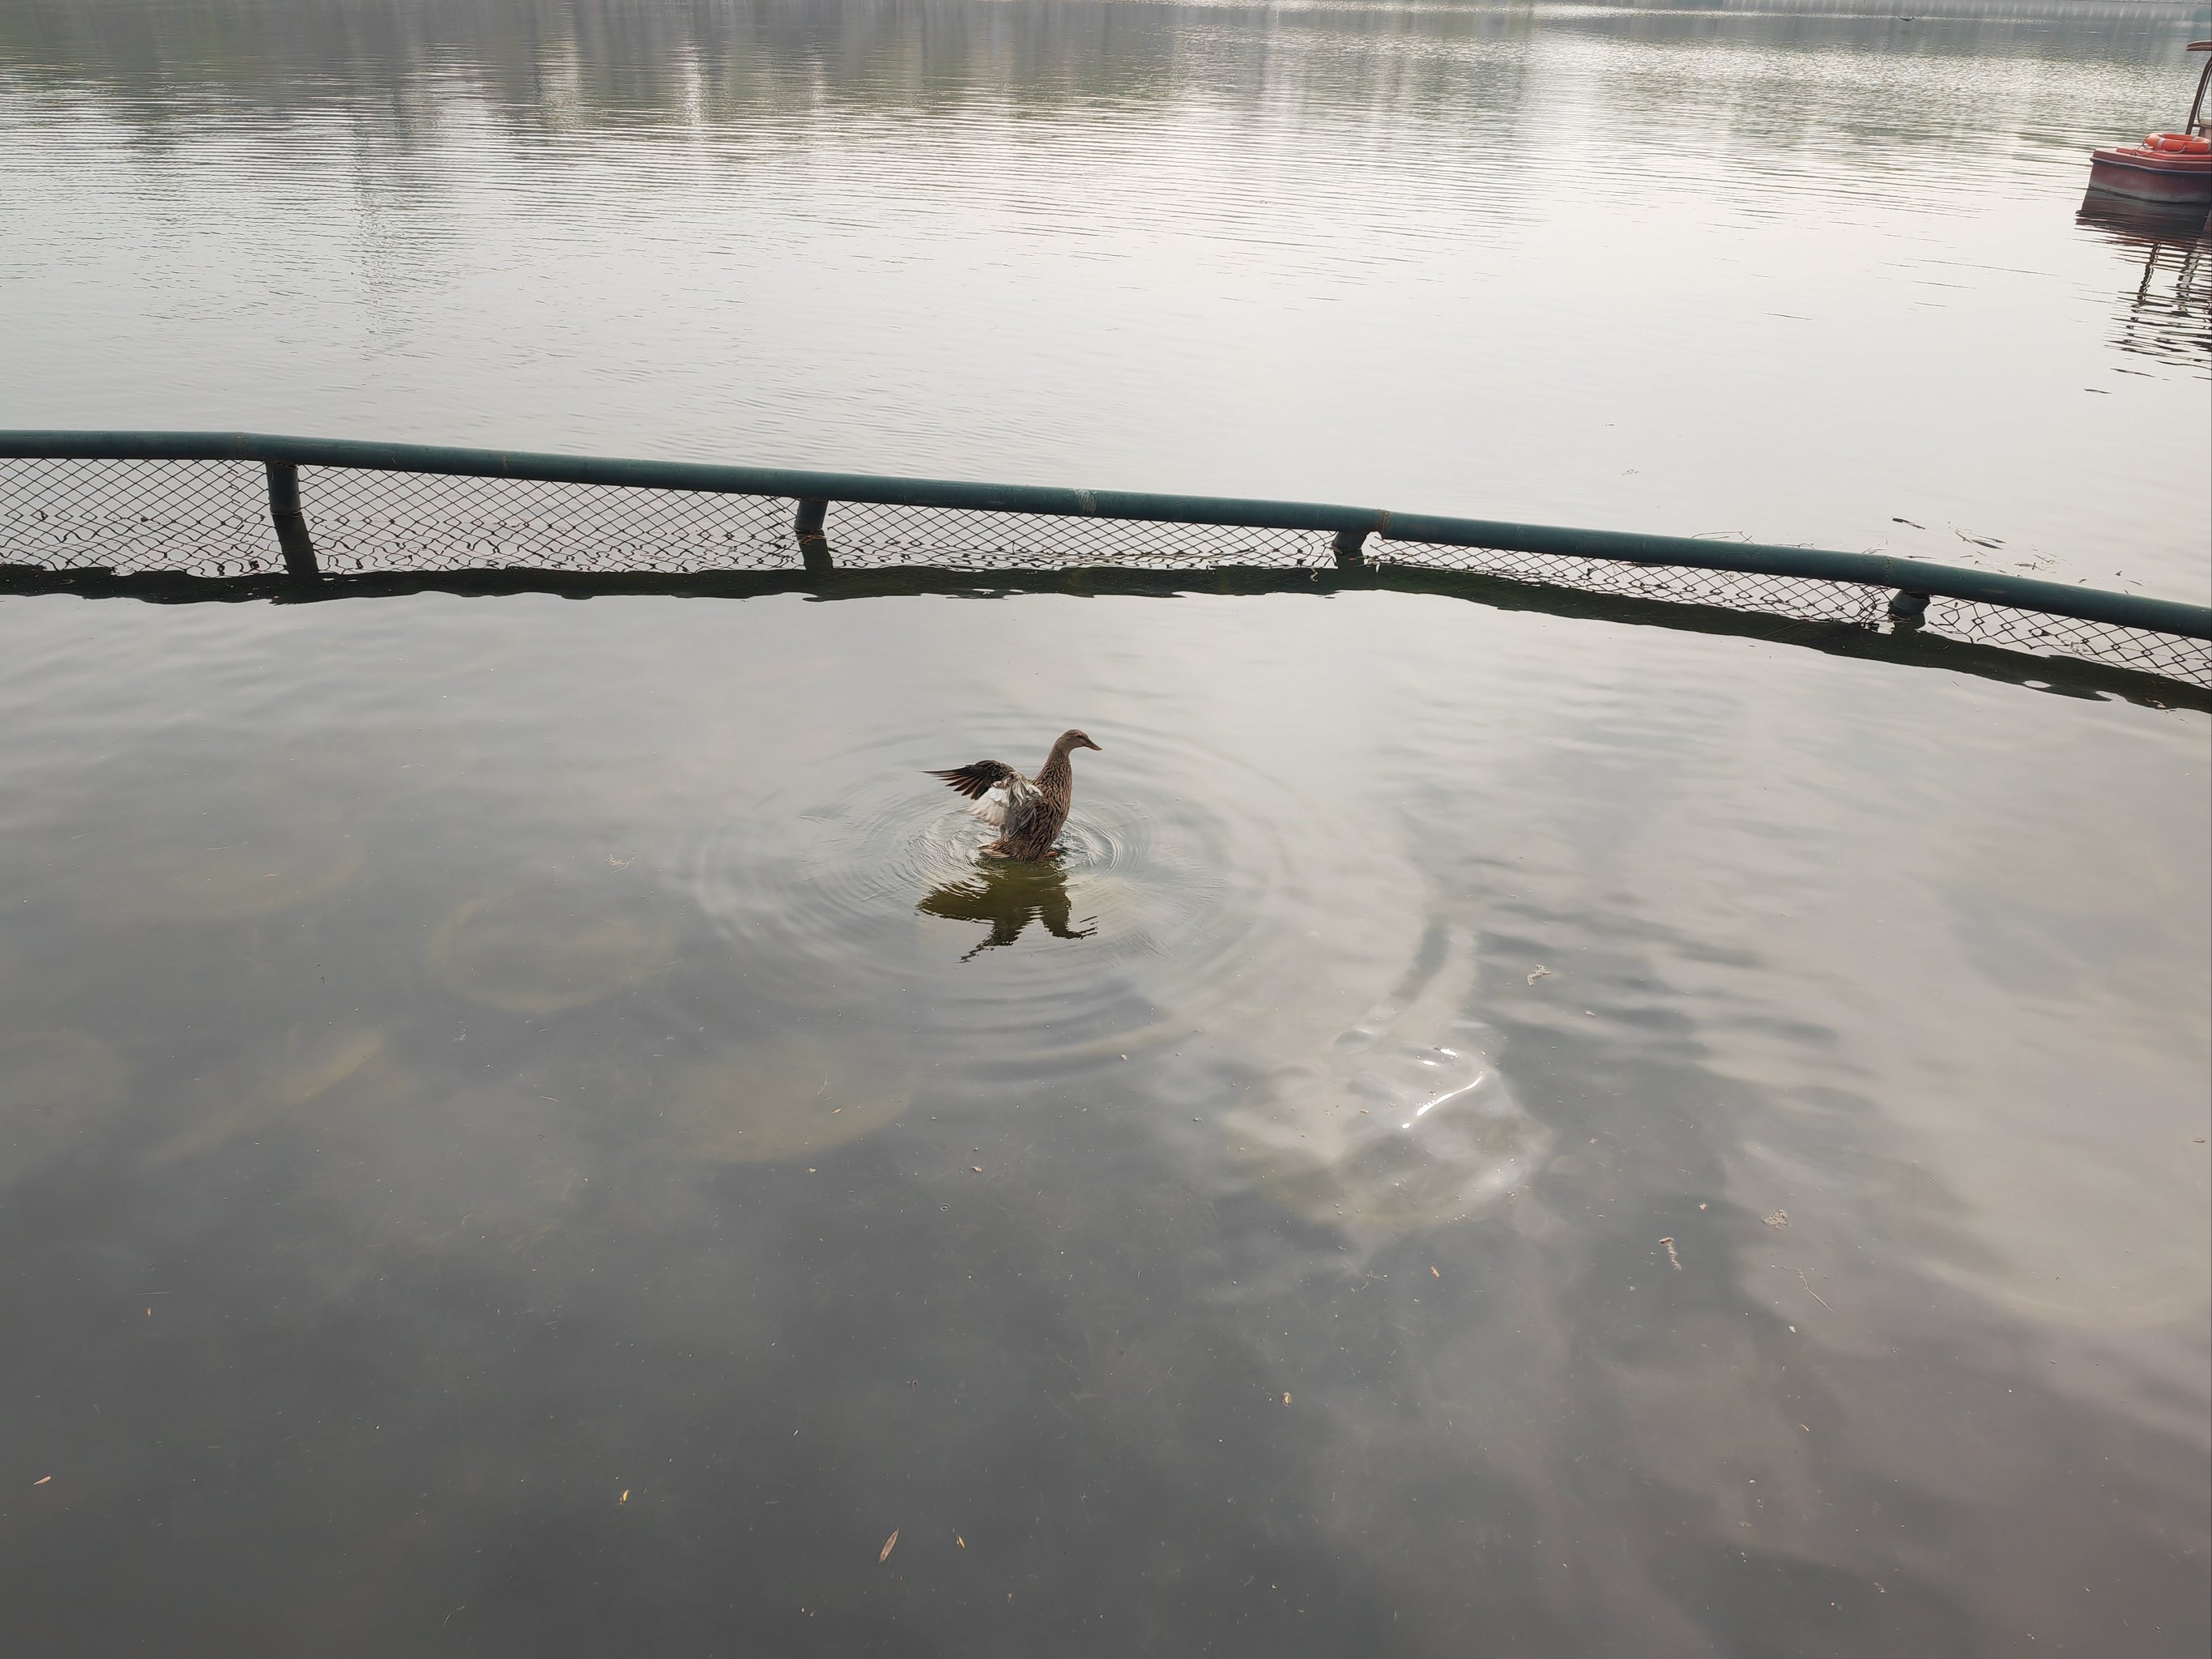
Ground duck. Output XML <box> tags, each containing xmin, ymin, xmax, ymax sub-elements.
<box><xmin>928</xmin><ymin>729</ymin><xmax>1102</xmax><ymax>860</ymax></box>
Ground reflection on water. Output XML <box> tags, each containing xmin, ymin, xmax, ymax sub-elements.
<box><xmin>0</xmin><ymin>589</ymin><xmax>2201</xmax><ymax>1653</ymax></box>
<box><xmin>2</xmin><ymin>0</ymin><xmax>2206</xmax><ymax>598</ymax></box>
<box><xmin>918</xmin><ymin>859</ymin><xmax>1096</xmax><ymax>958</ymax></box>
<box><xmin>2</xmin><ymin>0</ymin><xmax>2210</xmax><ymax>1648</ymax></box>
<box><xmin>1230</xmin><ymin>931</ymin><xmax>1550</xmax><ymax>1239</ymax></box>
<box><xmin>2075</xmin><ymin>194</ymin><xmax>2212</xmax><ymax>365</ymax></box>
<box><xmin>685</xmin><ymin>716</ymin><xmax>1414</xmax><ymax>1071</ymax></box>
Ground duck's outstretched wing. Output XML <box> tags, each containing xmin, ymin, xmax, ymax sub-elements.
<box><xmin>929</xmin><ymin>761</ymin><xmax>1020</xmax><ymax>800</ymax></box>
<box><xmin>930</xmin><ymin>760</ymin><xmax>1022</xmax><ymax>829</ymax></box>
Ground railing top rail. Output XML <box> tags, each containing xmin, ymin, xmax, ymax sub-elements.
<box><xmin>2</xmin><ymin>429</ymin><xmax>2206</xmax><ymax>641</ymax></box>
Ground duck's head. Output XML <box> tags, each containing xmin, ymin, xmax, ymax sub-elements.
<box><xmin>1057</xmin><ymin>728</ymin><xmax>1102</xmax><ymax>754</ymax></box>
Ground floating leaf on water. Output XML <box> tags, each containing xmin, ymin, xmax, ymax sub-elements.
<box><xmin>880</xmin><ymin>1529</ymin><xmax>899</xmax><ymax>1563</ymax></box>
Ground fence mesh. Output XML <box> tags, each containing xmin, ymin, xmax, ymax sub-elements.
<box><xmin>0</xmin><ymin>457</ymin><xmax>283</xmax><ymax>578</ymax></box>
<box><xmin>823</xmin><ymin>500</ymin><xmax>1331</xmax><ymax>570</ymax></box>
<box><xmin>2</xmin><ymin>458</ymin><xmax>2204</xmax><ymax>691</ymax></box>
<box><xmin>297</xmin><ymin>466</ymin><xmax>800</xmax><ymax>575</ymax></box>
<box><xmin>1376</xmin><ymin>537</ymin><xmax>1894</xmax><ymax>626</ymax></box>
<box><xmin>1919</xmin><ymin>596</ymin><xmax>2206</xmax><ymax>689</ymax></box>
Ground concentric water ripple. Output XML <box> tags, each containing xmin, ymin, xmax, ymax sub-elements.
<box><xmin>686</xmin><ymin>719</ymin><xmax>1422</xmax><ymax>1074</ymax></box>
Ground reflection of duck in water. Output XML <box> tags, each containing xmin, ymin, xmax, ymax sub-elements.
<box><xmin>918</xmin><ymin>862</ymin><xmax>1096</xmax><ymax>959</ymax></box>
<box><xmin>927</xmin><ymin>728</ymin><xmax>1102</xmax><ymax>859</ymax></box>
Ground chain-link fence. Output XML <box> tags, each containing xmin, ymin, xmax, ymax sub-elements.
<box><xmin>0</xmin><ymin>457</ymin><xmax>283</xmax><ymax>577</ymax></box>
<box><xmin>1378</xmin><ymin>535</ymin><xmax>2210</xmax><ymax>690</ymax></box>
<box><xmin>3</xmin><ymin>450</ymin><xmax>2206</xmax><ymax>693</ymax></box>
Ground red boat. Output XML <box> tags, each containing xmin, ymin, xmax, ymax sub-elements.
<box><xmin>2086</xmin><ymin>42</ymin><xmax>2212</xmax><ymax>205</ymax></box>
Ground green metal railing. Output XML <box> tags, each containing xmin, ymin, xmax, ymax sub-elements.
<box><xmin>6</xmin><ymin>429</ymin><xmax>2205</xmax><ymax>638</ymax></box>
<box><xmin>3</xmin><ymin>431</ymin><xmax>2206</xmax><ymax>701</ymax></box>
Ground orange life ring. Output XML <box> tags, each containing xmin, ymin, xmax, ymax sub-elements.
<box><xmin>2142</xmin><ymin>132</ymin><xmax>2211</xmax><ymax>154</ymax></box>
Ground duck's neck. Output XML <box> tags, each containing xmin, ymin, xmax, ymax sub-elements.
<box><xmin>1038</xmin><ymin>739</ymin><xmax>1077</xmax><ymax>788</ymax></box>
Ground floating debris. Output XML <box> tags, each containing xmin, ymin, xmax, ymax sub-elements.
<box><xmin>880</xmin><ymin>1530</ymin><xmax>900</xmax><ymax>1563</ymax></box>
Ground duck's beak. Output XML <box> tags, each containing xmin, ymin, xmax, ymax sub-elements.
<box><xmin>1083</xmin><ymin>737</ymin><xmax>1103</xmax><ymax>752</ymax></box>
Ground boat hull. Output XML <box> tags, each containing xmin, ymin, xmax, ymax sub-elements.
<box><xmin>2086</xmin><ymin>146</ymin><xmax>2212</xmax><ymax>204</ymax></box>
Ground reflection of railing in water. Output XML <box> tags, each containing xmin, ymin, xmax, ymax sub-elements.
<box><xmin>2</xmin><ymin>430</ymin><xmax>2207</xmax><ymax>693</ymax></box>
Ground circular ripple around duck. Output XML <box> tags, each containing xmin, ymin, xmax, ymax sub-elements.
<box><xmin>687</xmin><ymin>723</ymin><xmax>1418</xmax><ymax>1073</ymax></box>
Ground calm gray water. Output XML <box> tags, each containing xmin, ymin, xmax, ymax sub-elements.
<box><xmin>2</xmin><ymin>0</ymin><xmax>2209</xmax><ymax>595</ymax></box>
<box><xmin>2</xmin><ymin>3</ymin><xmax>2210</xmax><ymax>1656</ymax></box>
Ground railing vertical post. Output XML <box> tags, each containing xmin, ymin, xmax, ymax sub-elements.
<box><xmin>794</xmin><ymin>497</ymin><xmax>833</xmax><ymax>575</ymax></box>
<box><xmin>1332</xmin><ymin>528</ymin><xmax>1368</xmax><ymax>569</ymax></box>
<box><xmin>265</xmin><ymin>463</ymin><xmax>320</xmax><ymax>578</ymax></box>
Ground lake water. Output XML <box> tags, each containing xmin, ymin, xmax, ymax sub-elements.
<box><xmin>2</xmin><ymin>3</ymin><xmax>2209</xmax><ymax>1655</ymax></box>
<box><xmin>3</xmin><ymin>0</ymin><xmax>2210</xmax><ymax>596</ymax></box>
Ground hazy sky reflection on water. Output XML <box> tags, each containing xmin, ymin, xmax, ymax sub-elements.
<box><xmin>1</xmin><ymin>0</ymin><xmax>2207</xmax><ymax>596</ymax></box>
<box><xmin>0</xmin><ymin>4</ymin><xmax>2208</xmax><ymax>1654</ymax></box>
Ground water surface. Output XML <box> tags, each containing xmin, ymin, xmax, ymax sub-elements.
<box><xmin>2</xmin><ymin>0</ymin><xmax>2208</xmax><ymax>596</ymax></box>
<box><xmin>2</xmin><ymin>2</ymin><xmax>2209</xmax><ymax>1653</ymax></box>
<box><xmin>1</xmin><ymin>590</ymin><xmax>2206</xmax><ymax>1653</ymax></box>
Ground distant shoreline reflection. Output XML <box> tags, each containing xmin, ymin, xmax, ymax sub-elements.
<box><xmin>918</xmin><ymin>859</ymin><xmax>1097</xmax><ymax>959</ymax></box>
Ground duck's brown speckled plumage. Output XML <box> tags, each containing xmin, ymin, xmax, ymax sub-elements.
<box><xmin>928</xmin><ymin>729</ymin><xmax>1102</xmax><ymax>859</ymax></box>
